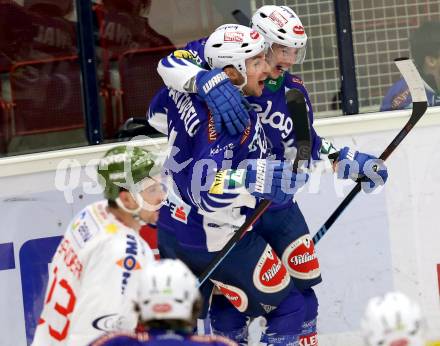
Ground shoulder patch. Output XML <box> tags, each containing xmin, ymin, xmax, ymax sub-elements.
<box><xmin>173</xmin><ymin>49</ymin><xmax>195</xmax><ymax>59</ymax></box>
<box><xmin>69</xmin><ymin>209</ymin><xmax>99</xmax><ymax>248</ymax></box>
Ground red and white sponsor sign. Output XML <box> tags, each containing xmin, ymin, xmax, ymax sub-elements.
<box><xmin>253</xmin><ymin>245</ymin><xmax>290</xmax><ymax>293</ymax></box>
<box><xmin>293</xmin><ymin>25</ymin><xmax>305</xmax><ymax>35</ymax></box>
<box><xmin>250</xmin><ymin>30</ymin><xmax>260</xmax><ymax>40</ymax></box>
<box><xmin>224</xmin><ymin>32</ymin><xmax>244</xmax><ymax>43</ymax></box>
<box><xmin>300</xmin><ymin>332</ymin><xmax>318</xmax><ymax>346</ymax></box>
<box><xmin>282</xmin><ymin>234</ymin><xmax>320</xmax><ymax>280</ymax></box>
<box><xmin>210</xmin><ymin>279</ymin><xmax>248</xmax><ymax>312</ymax></box>
<box><xmin>269</xmin><ymin>10</ymin><xmax>288</xmax><ymax>28</ymax></box>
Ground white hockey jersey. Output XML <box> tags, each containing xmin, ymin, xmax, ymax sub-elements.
<box><xmin>32</xmin><ymin>201</ymin><xmax>154</xmax><ymax>346</ymax></box>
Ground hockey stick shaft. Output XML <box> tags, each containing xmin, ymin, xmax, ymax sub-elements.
<box><xmin>312</xmin><ymin>58</ymin><xmax>428</xmax><ymax>245</ymax></box>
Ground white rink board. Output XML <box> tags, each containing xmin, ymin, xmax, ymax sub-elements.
<box><xmin>1</xmin><ymin>108</ymin><xmax>440</xmax><ymax>345</ymax></box>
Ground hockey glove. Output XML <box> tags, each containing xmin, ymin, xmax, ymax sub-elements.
<box><xmin>196</xmin><ymin>68</ymin><xmax>249</xmax><ymax>136</ymax></box>
<box><xmin>244</xmin><ymin>159</ymin><xmax>309</xmax><ymax>204</ymax></box>
<box><xmin>336</xmin><ymin>147</ymin><xmax>388</xmax><ymax>193</ymax></box>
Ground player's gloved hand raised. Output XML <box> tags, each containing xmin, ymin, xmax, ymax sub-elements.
<box><xmin>196</xmin><ymin>68</ymin><xmax>249</xmax><ymax>136</ymax></box>
<box><xmin>244</xmin><ymin>159</ymin><xmax>309</xmax><ymax>204</ymax></box>
<box><xmin>336</xmin><ymin>147</ymin><xmax>388</xmax><ymax>193</ymax></box>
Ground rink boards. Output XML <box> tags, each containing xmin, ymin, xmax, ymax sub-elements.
<box><xmin>1</xmin><ymin>108</ymin><xmax>440</xmax><ymax>345</ymax></box>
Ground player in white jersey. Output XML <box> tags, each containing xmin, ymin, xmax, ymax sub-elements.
<box><xmin>361</xmin><ymin>291</ymin><xmax>440</xmax><ymax>346</ymax></box>
<box><xmin>32</xmin><ymin>145</ymin><xmax>163</xmax><ymax>346</ymax></box>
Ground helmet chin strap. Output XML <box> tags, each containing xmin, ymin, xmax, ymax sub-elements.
<box><xmin>115</xmin><ymin>194</ymin><xmax>147</xmax><ymax>226</ymax></box>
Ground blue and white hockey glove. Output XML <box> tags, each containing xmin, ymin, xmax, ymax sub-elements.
<box><xmin>336</xmin><ymin>147</ymin><xmax>388</xmax><ymax>193</ymax></box>
<box><xmin>196</xmin><ymin>68</ymin><xmax>249</xmax><ymax>136</ymax></box>
<box><xmin>244</xmin><ymin>160</ymin><xmax>309</xmax><ymax>204</ymax></box>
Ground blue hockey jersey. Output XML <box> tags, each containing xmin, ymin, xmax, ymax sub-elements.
<box><xmin>150</xmin><ymin>86</ymin><xmax>269</xmax><ymax>252</ymax></box>
<box><xmin>89</xmin><ymin>330</ymin><xmax>237</xmax><ymax>346</ymax></box>
<box><xmin>381</xmin><ymin>78</ymin><xmax>440</xmax><ymax>111</ymax></box>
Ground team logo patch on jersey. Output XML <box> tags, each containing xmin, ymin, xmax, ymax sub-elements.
<box><xmin>224</xmin><ymin>31</ymin><xmax>244</xmax><ymax>42</ymax></box>
<box><xmin>253</xmin><ymin>245</ymin><xmax>290</xmax><ymax>293</ymax></box>
<box><xmin>282</xmin><ymin>234</ymin><xmax>320</xmax><ymax>280</ymax></box>
<box><xmin>211</xmin><ymin>279</ymin><xmax>248</xmax><ymax>312</ymax></box>
<box><xmin>163</xmin><ymin>191</ymin><xmax>191</xmax><ymax>224</ymax></box>
<box><xmin>293</xmin><ymin>25</ymin><xmax>305</xmax><ymax>35</ymax></box>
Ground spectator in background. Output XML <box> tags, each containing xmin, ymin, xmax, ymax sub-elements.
<box><xmin>24</xmin><ymin>0</ymin><xmax>77</xmax><ymax>59</ymax></box>
<box><xmin>0</xmin><ymin>0</ymin><xmax>36</xmax><ymax>71</ymax></box>
<box><xmin>381</xmin><ymin>21</ymin><xmax>440</xmax><ymax>111</ymax></box>
<box><xmin>89</xmin><ymin>259</ymin><xmax>237</xmax><ymax>346</ymax></box>
<box><xmin>94</xmin><ymin>0</ymin><xmax>174</xmax><ymax>59</ymax></box>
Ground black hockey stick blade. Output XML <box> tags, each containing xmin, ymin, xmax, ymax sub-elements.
<box><xmin>232</xmin><ymin>9</ymin><xmax>250</xmax><ymax>26</ymax></box>
<box><xmin>312</xmin><ymin>58</ymin><xmax>428</xmax><ymax>245</ymax></box>
<box><xmin>197</xmin><ymin>89</ymin><xmax>312</xmax><ymax>287</ymax></box>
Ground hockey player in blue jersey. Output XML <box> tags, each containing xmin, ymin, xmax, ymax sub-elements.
<box><xmin>149</xmin><ymin>24</ymin><xmax>316</xmax><ymax>345</ymax></box>
<box><xmin>381</xmin><ymin>21</ymin><xmax>440</xmax><ymax>111</ymax></box>
<box><xmin>150</xmin><ymin>5</ymin><xmax>389</xmax><ymax>345</ymax></box>
<box><xmin>89</xmin><ymin>259</ymin><xmax>237</xmax><ymax>346</ymax></box>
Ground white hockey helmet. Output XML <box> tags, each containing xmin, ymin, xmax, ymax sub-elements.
<box><xmin>251</xmin><ymin>5</ymin><xmax>307</xmax><ymax>64</ymax></box>
<box><xmin>204</xmin><ymin>24</ymin><xmax>266</xmax><ymax>82</ymax></box>
<box><xmin>138</xmin><ymin>259</ymin><xmax>200</xmax><ymax>322</ymax></box>
<box><xmin>361</xmin><ymin>291</ymin><xmax>425</xmax><ymax>346</ymax></box>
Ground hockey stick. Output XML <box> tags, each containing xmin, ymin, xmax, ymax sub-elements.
<box><xmin>197</xmin><ymin>88</ymin><xmax>312</xmax><ymax>287</ymax></box>
<box><xmin>312</xmin><ymin>58</ymin><xmax>428</xmax><ymax>245</ymax></box>
<box><xmin>232</xmin><ymin>9</ymin><xmax>250</xmax><ymax>26</ymax></box>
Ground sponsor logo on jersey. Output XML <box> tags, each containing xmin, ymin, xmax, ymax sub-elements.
<box><xmin>253</xmin><ymin>245</ymin><xmax>290</xmax><ymax>293</ymax></box>
<box><xmin>391</xmin><ymin>88</ymin><xmax>411</xmax><ymax>110</ymax></box>
<box><xmin>163</xmin><ymin>190</ymin><xmax>191</xmax><ymax>224</ymax></box>
<box><xmin>269</xmin><ymin>10</ymin><xmax>288</xmax><ymax>28</ymax></box>
<box><xmin>300</xmin><ymin>332</ymin><xmax>318</xmax><ymax>346</ymax></box>
<box><xmin>209</xmin><ymin>170</ymin><xmax>227</xmax><ymax>195</ymax></box>
<box><xmin>293</xmin><ymin>25</ymin><xmax>305</xmax><ymax>35</ymax></box>
<box><xmin>211</xmin><ymin>279</ymin><xmax>249</xmax><ymax>312</ymax></box>
<box><xmin>57</xmin><ymin>238</ymin><xmax>83</xmax><ymax>279</ymax></box>
<box><xmin>208</xmin><ymin>111</ymin><xmax>217</xmax><ymax>142</ymax></box>
<box><xmin>70</xmin><ymin>210</ymin><xmax>99</xmax><ymax>248</ymax></box>
<box><xmin>224</xmin><ymin>31</ymin><xmax>244</xmax><ymax>42</ymax></box>
<box><xmin>250</xmin><ymin>30</ymin><xmax>260</xmax><ymax>40</ymax></box>
<box><xmin>117</xmin><ymin>234</ymin><xmax>142</xmax><ymax>294</ymax></box>
<box><xmin>92</xmin><ymin>313</ymin><xmax>125</xmax><ymax>331</ymax></box>
<box><xmin>210</xmin><ymin>142</ymin><xmax>235</xmax><ymax>156</ymax></box>
<box><xmin>292</xmin><ymin>77</ymin><xmax>305</xmax><ymax>85</ymax></box>
<box><xmin>240</xmin><ymin>124</ymin><xmax>251</xmax><ymax>145</ymax></box>
<box><xmin>254</xmin><ymin>100</ymin><xmax>294</xmax><ymax>140</ymax></box>
<box><xmin>282</xmin><ymin>234</ymin><xmax>320</xmax><ymax>280</ymax></box>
